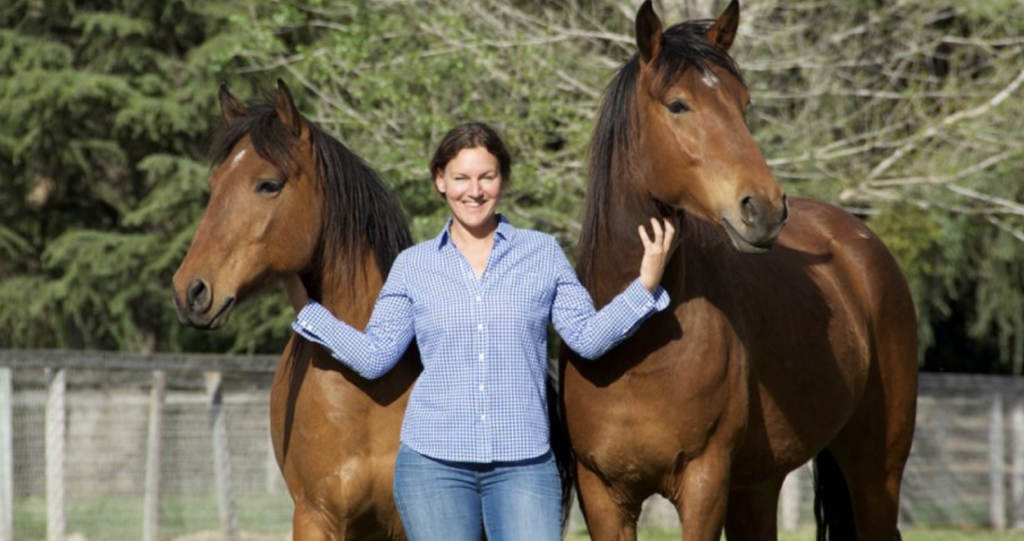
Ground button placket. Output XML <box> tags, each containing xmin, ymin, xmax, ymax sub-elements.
<box><xmin>473</xmin><ymin>283</ymin><xmax>488</xmax><ymax>432</ymax></box>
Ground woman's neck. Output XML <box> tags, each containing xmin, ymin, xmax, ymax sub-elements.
<box><xmin>449</xmin><ymin>216</ymin><xmax>498</xmax><ymax>280</ymax></box>
<box><xmin>449</xmin><ymin>216</ymin><xmax>497</xmax><ymax>246</ymax></box>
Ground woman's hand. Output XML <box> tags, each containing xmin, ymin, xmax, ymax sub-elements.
<box><xmin>283</xmin><ymin>274</ymin><xmax>310</xmax><ymax>312</ymax></box>
<box><xmin>638</xmin><ymin>217</ymin><xmax>677</xmax><ymax>292</ymax></box>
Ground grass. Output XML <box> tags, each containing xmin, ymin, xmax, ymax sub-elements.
<box><xmin>14</xmin><ymin>494</ymin><xmax>292</xmax><ymax>541</ymax></box>
<box><xmin>565</xmin><ymin>529</ymin><xmax>1022</xmax><ymax>541</ymax></box>
<box><xmin>14</xmin><ymin>495</ymin><xmax>1021</xmax><ymax>541</ymax></box>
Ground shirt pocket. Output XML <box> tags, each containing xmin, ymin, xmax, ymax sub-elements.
<box><xmin>502</xmin><ymin>272</ymin><xmax>553</xmax><ymax>331</ymax></box>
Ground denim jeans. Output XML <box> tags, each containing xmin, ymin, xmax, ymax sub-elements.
<box><xmin>392</xmin><ymin>443</ymin><xmax>562</xmax><ymax>541</ymax></box>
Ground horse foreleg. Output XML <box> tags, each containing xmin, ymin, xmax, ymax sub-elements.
<box><xmin>673</xmin><ymin>451</ymin><xmax>731</xmax><ymax>541</ymax></box>
<box><xmin>575</xmin><ymin>460</ymin><xmax>642</xmax><ymax>541</ymax></box>
<box><xmin>292</xmin><ymin>501</ymin><xmax>334</xmax><ymax>541</ymax></box>
<box><xmin>723</xmin><ymin>478</ymin><xmax>783</xmax><ymax>541</ymax></box>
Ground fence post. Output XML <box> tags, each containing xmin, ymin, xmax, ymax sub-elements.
<box><xmin>0</xmin><ymin>368</ymin><xmax>13</xmax><ymax>541</ymax></box>
<box><xmin>1012</xmin><ymin>394</ymin><xmax>1023</xmax><ymax>530</ymax></box>
<box><xmin>143</xmin><ymin>371</ymin><xmax>166</xmax><ymax>541</ymax></box>
<box><xmin>45</xmin><ymin>368</ymin><xmax>66</xmax><ymax>541</ymax></box>
<box><xmin>206</xmin><ymin>372</ymin><xmax>238</xmax><ymax>541</ymax></box>
<box><xmin>780</xmin><ymin>464</ymin><xmax>802</xmax><ymax>531</ymax></box>
<box><xmin>990</xmin><ymin>393</ymin><xmax>1006</xmax><ymax>531</ymax></box>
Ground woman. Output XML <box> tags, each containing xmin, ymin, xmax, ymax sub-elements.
<box><xmin>287</xmin><ymin>122</ymin><xmax>675</xmax><ymax>541</ymax></box>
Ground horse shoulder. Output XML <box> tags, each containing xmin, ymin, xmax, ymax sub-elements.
<box><xmin>783</xmin><ymin>197</ymin><xmax>909</xmax><ymax>317</ymax></box>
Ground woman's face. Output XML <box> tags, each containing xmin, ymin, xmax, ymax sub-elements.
<box><xmin>435</xmin><ymin>146</ymin><xmax>503</xmax><ymax>236</ymax></box>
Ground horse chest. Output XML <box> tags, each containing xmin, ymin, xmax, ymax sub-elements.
<box><xmin>567</xmin><ymin>348</ymin><xmax>736</xmax><ymax>465</ymax></box>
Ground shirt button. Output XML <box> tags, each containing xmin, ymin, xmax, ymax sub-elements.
<box><xmin>480</xmin><ymin>414</ymin><xmax>487</xmax><ymax>421</ymax></box>
<box><xmin>479</xmin><ymin>353</ymin><xmax>485</xmax><ymax>361</ymax></box>
<box><xmin>477</xmin><ymin>324</ymin><xmax>484</xmax><ymax>331</ymax></box>
<box><xmin>476</xmin><ymin>295</ymin><xmax>482</xmax><ymax>302</ymax></box>
<box><xmin>479</xmin><ymin>383</ymin><xmax>485</xmax><ymax>391</ymax></box>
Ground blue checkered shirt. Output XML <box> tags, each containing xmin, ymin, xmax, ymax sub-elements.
<box><xmin>292</xmin><ymin>217</ymin><xmax>669</xmax><ymax>463</ymax></box>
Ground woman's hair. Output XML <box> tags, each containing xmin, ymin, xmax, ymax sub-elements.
<box><xmin>429</xmin><ymin>122</ymin><xmax>512</xmax><ymax>188</ymax></box>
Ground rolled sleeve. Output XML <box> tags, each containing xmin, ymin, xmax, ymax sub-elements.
<box><xmin>620</xmin><ymin>279</ymin><xmax>669</xmax><ymax>315</ymax></box>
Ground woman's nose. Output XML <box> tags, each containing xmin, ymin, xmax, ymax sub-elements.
<box><xmin>467</xmin><ymin>179</ymin><xmax>482</xmax><ymax>197</ymax></box>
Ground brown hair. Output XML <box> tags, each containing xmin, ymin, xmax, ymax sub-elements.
<box><xmin>429</xmin><ymin>123</ymin><xmax>512</xmax><ymax>193</ymax></box>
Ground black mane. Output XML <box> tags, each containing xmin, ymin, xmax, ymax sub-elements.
<box><xmin>212</xmin><ymin>103</ymin><xmax>412</xmax><ymax>295</ymax></box>
<box><xmin>578</xmin><ymin>19</ymin><xmax>744</xmax><ymax>284</ymax></box>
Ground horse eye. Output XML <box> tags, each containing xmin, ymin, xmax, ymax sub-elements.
<box><xmin>667</xmin><ymin>100</ymin><xmax>690</xmax><ymax>115</ymax></box>
<box><xmin>256</xmin><ymin>179</ymin><xmax>284</xmax><ymax>194</ymax></box>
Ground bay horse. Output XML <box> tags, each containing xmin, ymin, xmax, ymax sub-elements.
<box><xmin>172</xmin><ymin>80</ymin><xmax>419</xmax><ymax>540</ymax></box>
<box><xmin>560</xmin><ymin>2</ymin><xmax>918</xmax><ymax>541</ymax></box>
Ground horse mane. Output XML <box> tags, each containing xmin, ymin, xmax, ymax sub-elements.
<box><xmin>578</xmin><ymin>19</ymin><xmax>745</xmax><ymax>286</ymax></box>
<box><xmin>212</xmin><ymin>102</ymin><xmax>412</xmax><ymax>296</ymax></box>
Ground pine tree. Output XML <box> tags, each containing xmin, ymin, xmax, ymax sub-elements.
<box><xmin>0</xmin><ymin>0</ymin><xmax>291</xmax><ymax>353</ymax></box>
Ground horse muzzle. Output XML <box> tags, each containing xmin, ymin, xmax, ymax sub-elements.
<box><xmin>172</xmin><ymin>277</ymin><xmax>237</xmax><ymax>330</ymax></box>
<box><xmin>721</xmin><ymin>193</ymin><xmax>788</xmax><ymax>254</ymax></box>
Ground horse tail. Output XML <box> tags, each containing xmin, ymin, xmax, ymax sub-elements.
<box><xmin>547</xmin><ymin>373</ymin><xmax>576</xmax><ymax>533</ymax></box>
<box><xmin>813</xmin><ymin>449</ymin><xmax>856</xmax><ymax>541</ymax></box>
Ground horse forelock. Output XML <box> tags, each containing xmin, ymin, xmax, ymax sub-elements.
<box><xmin>210</xmin><ymin>104</ymin><xmax>412</xmax><ymax>296</ymax></box>
<box><xmin>579</xmin><ymin>19</ymin><xmax>745</xmax><ymax>288</ymax></box>
<box><xmin>653</xmin><ymin>20</ymin><xmax>745</xmax><ymax>94</ymax></box>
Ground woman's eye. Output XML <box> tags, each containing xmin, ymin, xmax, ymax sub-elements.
<box><xmin>667</xmin><ymin>100</ymin><xmax>690</xmax><ymax>114</ymax></box>
<box><xmin>256</xmin><ymin>180</ymin><xmax>283</xmax><ymax>193</ymax></box>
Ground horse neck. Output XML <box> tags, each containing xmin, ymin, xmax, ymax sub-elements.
<box><xmin>314</xmin><ymin>245</ymin><xmax>384</xmax><ymax>330</ymax></box>
<box><xmin>584</xmin><ymin>179</ymin><xmax>666</xmax><ymax>308</ymax></box>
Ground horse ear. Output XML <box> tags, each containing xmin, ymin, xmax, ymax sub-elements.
<box><xmin>274</xmin><ymin>79</ymin><xmax>305</xmax><ymax>138</ymax></box>
<box><xmin>219</xmin><ymin>83</ymin><xmax>247</xmax><ymax>122</ymax></box>
<box><xmin>705</xmin><ymin>0</ymin><xmax>740</xmax><ymax>52</ymax></box>
<box><xmin>635</xmin><ymin>0</ymin><xmax>663</xmax><ymax>65</ymax></box>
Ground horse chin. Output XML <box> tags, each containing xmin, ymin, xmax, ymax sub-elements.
<box><xmin>184</xmin><ymin>296</ymin><xmax>237</xmax><ymax>330</ymax></box>
<box><xmin>721</xmin><ymin>218</ymin><xmax>775</xmax><ymax>254</ymax></box>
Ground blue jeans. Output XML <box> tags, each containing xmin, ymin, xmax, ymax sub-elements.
<box><xmin>393</xmin><ymin>444</ymin><xmax>562</xmax><ymax>541</ymax></box>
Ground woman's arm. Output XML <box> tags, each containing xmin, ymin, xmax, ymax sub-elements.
<box><xmin>289</xmin><ymin>254</ymin><xmax>416</xmax><ymax>379</ymax></box>
<box><xmin>552</xmin><ymin>217</ymin><xmax>675</xmax><ymax>359</ymax></box>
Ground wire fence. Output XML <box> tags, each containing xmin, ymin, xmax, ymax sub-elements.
<box><xmin>1</xmin><ymin>349</ymin><xmax>1022</xmax><ymax>541</ymax></box>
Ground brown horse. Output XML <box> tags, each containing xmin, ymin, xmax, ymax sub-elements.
<box><xmin>560</xmin><ymin>2</ymin><xmax>918</xmax><ymax>541</ymax></box>
<box><xmin>172</xmin><ymin>80</ymin><xmax>419</xmax><ymax>541</ymax></box>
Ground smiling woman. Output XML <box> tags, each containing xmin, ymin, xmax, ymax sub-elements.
<box><xmin>284</xmin><ymin>121</ymin><xmax>677</xmax><ymax>541</ymax></box>
<box><xmin>430</xmin><ymin>124</ymin><xmax>510</xmax><ymax>278</ymax></box>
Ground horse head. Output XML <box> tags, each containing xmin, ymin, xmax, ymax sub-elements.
<box><xmin>172</xmin><ymin>80</ymin><xmax>321</xmax><ymax>329</ymax></box>
<box><xmin>633</xmin><ymin>0</ymin><xmax>787</xmax><ymax>253</ymax></box>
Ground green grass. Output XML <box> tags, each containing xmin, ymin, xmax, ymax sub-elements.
<box><xmin>566</xmin><ymin>529</ymin><xmax>1022</xmax><ymax>541</ymax></box>
<box><xmin>14</xmin><ymin>494</ymin><xmax>292</xmax><ymax>541</ymax></box>
<box><xmin>14</xmin><ymin>496</ymin><xmax>1020</xmax><ymax>541</ymax></box>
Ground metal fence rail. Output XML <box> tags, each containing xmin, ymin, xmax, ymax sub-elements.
<box><xmin>1</xmin><ymin>349</ymin><xmax>1023</xmax><ymax>541</ymax></box>
<box><xmin>0</xmin><ymin>350</ymin><xmax>285</xmax><ymax>541</ymax></box>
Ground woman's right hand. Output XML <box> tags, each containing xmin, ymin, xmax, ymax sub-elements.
<box><xmin>638</xmin><ymin>217</ymin><xmax>677</xmax><ymax>292</ymax></box>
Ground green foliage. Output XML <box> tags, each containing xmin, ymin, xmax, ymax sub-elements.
<box><xmin>233</xmin><ymin>0</ymin><xmax>609</xmax><ymax>248</ymax></box>
<box><xmin>0</xmin><ymin>0</ymin><xmax>284</xmax><ymax>353</ymax></box>
<box><xmin>2</xmin><ymin>0</ymin><xmax>1022</xmax><ymax>373</ymax></box>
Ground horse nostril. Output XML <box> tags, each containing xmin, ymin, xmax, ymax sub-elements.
<box><xmin>186</xmin><ymin>278</ymin><xmax>212</xmax><ymax>313</ymax></box>
<box><xmin>740</xmin><ymin>195</ymin><xmax>756</xmax><ymax>226</ymax></box>
<box><xmin>780</xmin><ymin>194</ymin><xmax>790</xmax><ymax>223</ymax></box>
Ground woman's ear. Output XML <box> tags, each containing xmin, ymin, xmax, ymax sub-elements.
<box><xmin>434</xmin><ymin>171</ymin><xmax>446</xmax><ymax>196</ymax></box>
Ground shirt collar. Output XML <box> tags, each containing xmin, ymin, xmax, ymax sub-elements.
<box><xmin>436</xmin><ymin>214</ymin><xmax>514</xmax><ymax>250</ymax></box>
